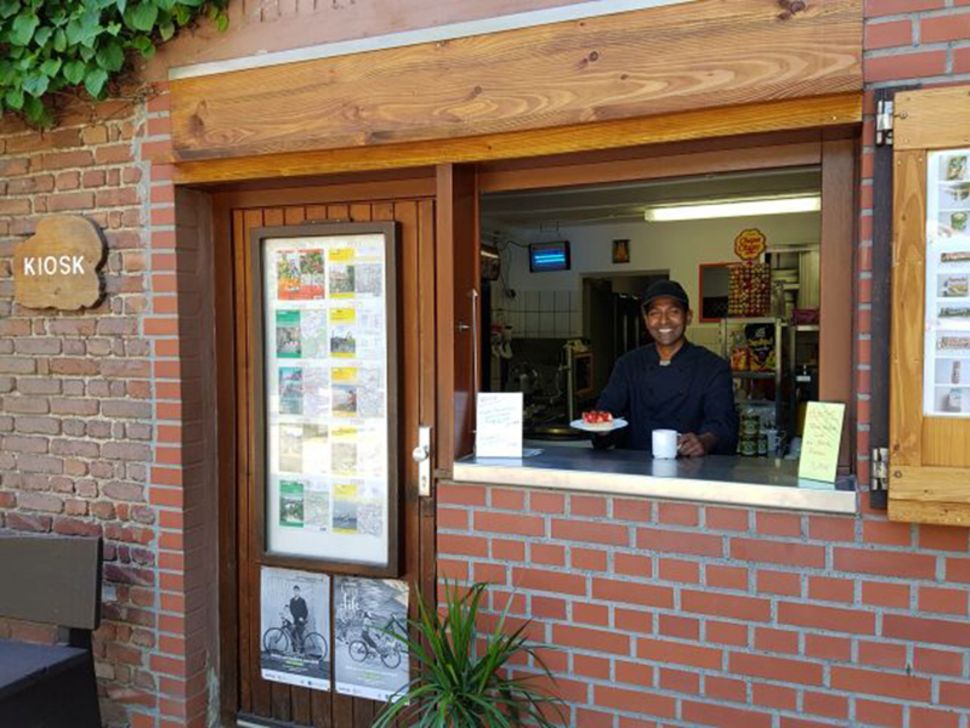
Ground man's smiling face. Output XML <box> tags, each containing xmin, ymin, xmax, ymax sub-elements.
<box><xmin>643</xmin><ymin>295</ymin><xmax>691</xmax><ymax>347</ymax></box>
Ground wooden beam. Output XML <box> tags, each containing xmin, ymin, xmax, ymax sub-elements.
<box><xmin>174</xmin><ymin>93</ymin><xmax>861</xmax><ymax>185</ymax></box>
<box><xmin>894</xmin><ymin>84</ymin><xmax>970</xmax><ymax>151</ymax></box>
<box><xmin>889</xmin><ymin>465</ymin><xmax>970</xmax><ymax>526</ymax></box>
<box><xmin>888</xmin><ymin>500</ymin><xmax>970</xmax><ymax>528</ymax></box>
<box><xmin>210</xmin><ymin>177</ymin><xmax>435</xmax><ymax>210</ymax></box>
<box><xmin>478</xmin><ymin>137</ymin><xmax>823</xmax><ymax>194</ymax></box>
<box><xmin>170</xmin><ymin>0</ymin><xmax>861</xmax><ymax>162</ymax></box>
<box><xmin>819</xmin><ymin>138</ymin><xmax>857</xmax><ymax>472</ymax></box>
<box><xmin>435</xmin><ymin>165</ymin><xmax>479</xmax><ymax>473</ymax></box>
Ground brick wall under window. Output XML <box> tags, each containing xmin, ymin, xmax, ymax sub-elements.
<box><xmin>438</xmin><ymin>483</ymin><xmax>970</xmax><ymax>727</ymax></box>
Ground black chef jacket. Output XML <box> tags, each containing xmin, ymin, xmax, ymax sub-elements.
<box><xmin>594</xmin><ymin>341</ymin><xmax>739</xmax><ymax>454</ymax></box>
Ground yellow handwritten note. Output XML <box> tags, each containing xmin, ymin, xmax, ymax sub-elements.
<box><xmin>798</xmin><ymin>402</ymin><xmax>846</xmax><ymax>483</ymax></box>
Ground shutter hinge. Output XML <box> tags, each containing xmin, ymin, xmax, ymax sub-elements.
<box><xmin>875</xmin><ymin>99</ymin><xmax>894</xmax><ymax>147</ymax></box>
<box><xmin>871</xmin><ymin>447</ymin><xmax>889</xmax><ymax>491</ymax></box>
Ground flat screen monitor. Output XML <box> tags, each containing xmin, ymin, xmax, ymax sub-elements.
<box><xmin>529</xmin><ymin>241</ymin><xmax>570</xmax><ymax>273</ymax></box>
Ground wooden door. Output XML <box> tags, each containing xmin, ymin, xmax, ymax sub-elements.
<box><xmin>219</xmin><ymin>191</ymin><xmax>438</xmax><ymax>726</ymax></box>
<box><xmin>889</xmin><ymin>85</ymin><xmax>970</xmax><ymax>525</ymax></box>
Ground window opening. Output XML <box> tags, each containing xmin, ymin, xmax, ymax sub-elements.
<box><xmin>479</xmin><ymin>167</ymin><xmax>822</xmax><ymax>458</ymax></box>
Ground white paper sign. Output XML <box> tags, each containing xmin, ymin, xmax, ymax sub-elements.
<box><xmin>475</xmin><ymin>392</ymin><xmax>523</xmax><ymax>457</ymax></box>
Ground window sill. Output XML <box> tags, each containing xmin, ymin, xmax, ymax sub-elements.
<box><xmin>452</xmin><ymin>445</ymin><xmax>857</xmax><ymax>514</ymax></box>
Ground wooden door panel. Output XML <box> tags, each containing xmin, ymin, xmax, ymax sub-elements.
<box><xmin>226</xmin><ymin>193</ymin><xmax>435</xmax><ymax>726</ymax></box>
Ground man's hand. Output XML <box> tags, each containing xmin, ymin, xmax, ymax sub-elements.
<box><xmin>677</xmin><ymin>432</ymin><xmax>717</xmax><ymax>458</ymax></box>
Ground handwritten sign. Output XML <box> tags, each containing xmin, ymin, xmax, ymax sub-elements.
<box><xmin>734</xmin><ymin>228</ymin><xmax>767</xmax><ymax>261</ymax></box>
<box><xmin>13</xmin><ymin>215</ymin><xmax>105</xmax><ymax>310</ymax></box>
<box><xmin>475</xmin><ymin>393</ymin><xmax>523</xmax><ymax>458</ymax></box>
<box><xmin>798</xmin><ymin>402</ymin><xmax>846</xmax><ymax>483</ymax></box>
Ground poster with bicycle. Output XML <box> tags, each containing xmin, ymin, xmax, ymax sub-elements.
<box><xmin>260</xmin><ymin>567</ymin><xmax>331</xmax><ymax>691</ymax></box>
<box><xmin>333</xmin><ymin>576</ymin><xmax>409</xmax><ymax>701</ymax></box>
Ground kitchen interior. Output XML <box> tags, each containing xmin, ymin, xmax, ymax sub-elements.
<box><xmin>480</xmin><ymin>168</ymin><xmax>823</xmax><ymax>456</ymax></box>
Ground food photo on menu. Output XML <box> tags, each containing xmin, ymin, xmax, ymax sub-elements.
<box><xmin>938</xmin><ymin>153</ymin><xmax>970</xmax><ymax>233</ymax></box>
<box><xmin>935</xmin><ymin>336</ymin><xmax>970</xmax><ymax>415</ymax></box>
<box><xmin>939</xmin><ymin>274</ymin><xmax>970</xmax><ymax>298</ymax></box>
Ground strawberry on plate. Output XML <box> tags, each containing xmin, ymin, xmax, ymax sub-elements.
<box><xmin>578</xmin><ymin>410</ymin><xmax>614</xmax><ymax>431</ymax></box>
<box><xmin>582</xmin><ymin>410</ymin><xmax>613</xmax><ymax>425</ymax></box>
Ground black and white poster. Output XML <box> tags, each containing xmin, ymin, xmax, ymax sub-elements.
<box><xmin>334</xmin><ymin>577</ymin><xmax>409</xmax><ymax>701</ymax></box>
<box><xmin>260</xmin><ymin>566</ymin><xmax>331</xmax><ymax>691</ymax></box>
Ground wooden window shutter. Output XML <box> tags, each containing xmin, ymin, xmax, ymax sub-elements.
<box><xmin>889</xmin><ymin>85</ymin><xmax>970</xmax><ymax>526</ymax></box>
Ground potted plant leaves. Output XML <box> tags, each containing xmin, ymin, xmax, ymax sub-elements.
<box><xmin>373</xmin><ymin>581</ymin><xmax>565</xmax><ymax>728</ymax></box>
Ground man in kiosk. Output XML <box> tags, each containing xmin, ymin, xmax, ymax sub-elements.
<box><xmin>592</xmin><ymin>280</ymin><xmax>738</xmax><ymax>457</ymax></box>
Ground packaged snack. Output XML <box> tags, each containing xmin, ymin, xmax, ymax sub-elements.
<box><xmin>745</xmin><ymin>323</ymin><xmax>776</xmax><ymax>372</ymax></box>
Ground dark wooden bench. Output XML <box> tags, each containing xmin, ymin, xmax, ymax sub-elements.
<box><xmin>0</xmin><ymin>535</ymin><xmax>102</xmax><ymax>727</ymax></box>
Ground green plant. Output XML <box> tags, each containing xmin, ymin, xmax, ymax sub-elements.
<box><xmin>0</xmin><ymin>0</ymin><xmax>229</xmax><ymax>126</ymax></box>
<box><xmin>374</xmin><ymin>581</ymin><xmax>565</xmax><ymax>728</ymax></box>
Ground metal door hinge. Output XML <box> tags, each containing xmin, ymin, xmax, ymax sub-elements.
<box><xmin>876</xmin><ymin>99</ymin><xmax>894</xmax><ymax>147</ymax></box>
<box><xmin>871</xmin><ymin>447</ymin><xmax>889</xmax><ymax>491</ymax></box>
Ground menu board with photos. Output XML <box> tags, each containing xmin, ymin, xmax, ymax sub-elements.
<box><xmin>924</xmin><ymin>149</ymin><xmax>970</xmax><ymax>417</ymax></box>
<box><xmin>258</xmin><ymin>224</ymin><xmax>397</xmax><ymax>569</ymax></box>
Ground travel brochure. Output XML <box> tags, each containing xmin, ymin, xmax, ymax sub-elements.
<box><xmin>924</xmin><ymin>149</ymin><xmax>970</xmax><ymax>416</ymax></box>
<box><xmin>263</xmin><ymin>233</ymin><xmax>392</xmax><ymax>565</ymax></box>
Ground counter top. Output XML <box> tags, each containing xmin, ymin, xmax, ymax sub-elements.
<box><xmin>453</xmin><ymin>446</ymin><xmax>857</xmax><ymax>514</ymax></box>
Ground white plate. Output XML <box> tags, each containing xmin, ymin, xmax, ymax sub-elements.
<box><xmin>569</xmin><ymin>417</ymin><xmax>628</xmax><ymax>433</ymax></box>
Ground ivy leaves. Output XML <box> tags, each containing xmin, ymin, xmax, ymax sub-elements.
<box><xmin>0</xmin><ymin>0</ymin><xmax>229</xmax><ymax>126</ymax></box>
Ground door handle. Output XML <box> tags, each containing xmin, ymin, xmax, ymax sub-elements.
<box><xmin>413</xmin><ymin>425</ymin><xmax>432</xmax><ymax>497</ymax></box>
<box><xmin>469</xmin><ymin>288</ymin><xmax>480</xmax><ymax>392</ymax></box>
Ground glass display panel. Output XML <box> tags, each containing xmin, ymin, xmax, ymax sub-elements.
<box><xmin>260</xmin><ymin>229</ymin><xmax>395</xmax><ymax>566</ymax></box>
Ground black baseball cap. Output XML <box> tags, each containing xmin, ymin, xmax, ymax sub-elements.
<box><xmin>642</xmin><ymin>280</ymin><xmax>690</xmax><ymax>311</ymax></box>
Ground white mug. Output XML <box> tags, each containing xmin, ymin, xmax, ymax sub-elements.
<box><xmin>652</xmin><ymin>429</ymin><xmax>679</xmax><ymax>459</ymax></box>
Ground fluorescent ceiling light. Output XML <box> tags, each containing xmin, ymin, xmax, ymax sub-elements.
<box><xmin>644</xmin><ymin>194</ymin><xmax>821</xmax><ymax>222</ymax></box>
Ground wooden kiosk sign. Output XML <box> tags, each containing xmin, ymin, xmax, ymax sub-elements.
<box><xmin>13</xmin><ymin>215</ymin><xmax>105</xmax><ymax>310</ymax></box>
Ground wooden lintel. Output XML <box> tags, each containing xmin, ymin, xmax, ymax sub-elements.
<box><xmin>175</xmin><ymin>93</ymin><xmax>862</xmax><ymax>186</ymax></box>
<box><xmin>171</xmin><ymin>0</ymin><xmax>861</xmax><ymax>163</ymax></box>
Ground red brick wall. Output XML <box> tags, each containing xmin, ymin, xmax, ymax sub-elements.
<box><xmin>0</xmin><ymin>84</ymin><xmax>214</xmax><ymax>728</ymax></box>
<box><xmin>438</xmin><ymin>483</ymin><xmax>970</xmax><ymax>726</ymax></box>
<box><xmin>436</xmin><ymin>4</ymin><xmax>970</xmax><ymax>727</ymax></box>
